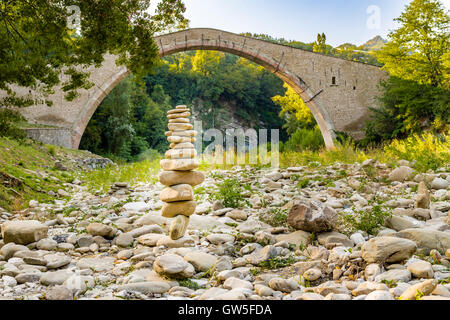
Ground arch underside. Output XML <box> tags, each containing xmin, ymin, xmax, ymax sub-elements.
<box><xmin>73</xmin><ymin>37</ymin><xmax>337</xmax><ymax>149</ymax></box>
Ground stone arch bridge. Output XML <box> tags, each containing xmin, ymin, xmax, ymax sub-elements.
<box><xmin>8</xmin><ymin>28</ymin><xmax>386</xmax><ymax>149</ymax></box>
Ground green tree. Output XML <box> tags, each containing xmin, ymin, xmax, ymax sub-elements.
<box><xmin>313</xmin><ymin>33</ymin><xmax>327</xmax><ymax>54</ymax></box>
<box><xmin>272</xmin><ymin>83</ymin><xmax>315</xmax><ymax>135</ymax></box>
<box><xmin>81</xmin><ymin>78</ymin><xmax>173</xmax><ymax>160</ymax></box>
<box><xmin>363</xmin><ymin>77</ymin><xmax>449</xmax><ymax>143</ymax></box>
<box><xmin>191</xmin><ymin>50</ymin><xmax>224</xmax><ymax>77</ymax></box>
<box><xmin>377</xmin><ymin>0</ymin><xmax>450</xmax><ymax>88</ymax></box>
<box><xmin>363</xmin><ymin>0</ymin><xmax>450</xmax><ymax>144</ymax></box>
<box><xmin>0</xmin><ymin>0</ymin><xmax>188</xmax><ymax>108</ymax></box>
<box><xmin>137</xmin><ymin>84</ymin><xmax>172</xmax><ymax>153</ymax></box>
<box><xmin>0</xmin><ymin>109</ymin><xmax>26</xmax><ymax>139</ymax></box>
<box><xmin>282</xmin><ymin>127</ymin><xmax>324</xmax><ymax>152</ymax></box>
<box><xmin>98</xmin><ymin>80</ymin><xmax>135</xmax><ymax>156</ymax></box>
<box><xmin>145</xmin><ymin>51</ymin><xmax>286</xmax><ymax>138</ymax></box>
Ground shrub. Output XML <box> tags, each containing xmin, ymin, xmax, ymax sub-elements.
<box><xmin>177</xmin><ymin>279</ymin><xmax>200</xmax><ymax>290</ymax></box>
<box><xmin>258</xmin><ymin>255</ymin><xmax>296</xmax><ymax>270</ymax></box>
<box><xmin>136</xmin><ymin>148</ymin><xmax>160</xmax><ymax>162</ymax></box>
<box><xmin>296</xmin><ymin>179</ymin><xmax>310</xmax><ymax>189</ymax></box>
<box><xmin>383</xmin><ymin>132</ymin><xmax>450</xmax><ymax>172</ymax></box>
<box><xmin>363</xmin><ymin>77</ymin><xmax>449</xmax><ymax>144</ymax></box>
<box><xmin>338</xmin><ymin>200</ymin><xmax>392</xmax><ymax>235</ymax></box>
<box><xmin>0</xmin><ymin>109</ymin><xmax>26</xmax><ymax>140</ymax></box>
<box><xmin>282</xmin><ymin>126</ymin><xmax>324</xmax><ymax>152</ymax></box>
<box><xmin>47</xmin><ymin>145</ymin><xmax>56</xmax><ymax>156</ymax></box>
<box><xmin>279</xmin><ymin>138</ymin><xmax>372</xmax><ymax>168</ymax></box>
<box><xmin>210</xmin><ymin>178</ymin><xmax>246</xmax><ymax>208</ymax></box>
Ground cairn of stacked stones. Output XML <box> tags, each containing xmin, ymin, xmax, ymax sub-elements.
<box><xmin>108</xmin><ymin>182</ymin><xmax>130</xmax><ymax>196</ymax></box>
<box><xmin>158</xmin><ymin>105</ymin><xmax>205</xmax><ymax>240</ymax></box>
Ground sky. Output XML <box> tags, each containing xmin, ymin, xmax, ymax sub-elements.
<box><xmin>180</xmin><ymin>0</ymin><xmax>450</xmax><ymax>47</ymax></box>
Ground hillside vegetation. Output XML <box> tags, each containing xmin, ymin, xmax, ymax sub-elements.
<box><xmin>0</xmin><ymin>137</ymin><xmax>109</xmax><ymax>212</ymax></box>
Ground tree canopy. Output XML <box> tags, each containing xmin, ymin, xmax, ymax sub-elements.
<box><xmin>377</xmin><ymin>0</ymin><xmax>449</xmax><ymax>88</ymax></box>
<box><xmin>272</xmin><ymin>83</ymin><xmax>316</xmax><ymax>135</ymax></box>
<box><xmin>363</xmin><ymin>0</ymin><xmax>449</xmax><ymax>144</ymax></box>
<box><xmin>0</xmin><ymin>0</ymin><xmax>188</xmax><ymax>107</ymax></box>
<box><xmin>313</xmin><ymin>33</ymin><xmax>327</xmax><ymax>54</ymax></box>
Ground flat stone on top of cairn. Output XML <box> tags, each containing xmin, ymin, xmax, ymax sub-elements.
<box><xmin>159</xmin><ymin>105</ymin><xmax>205</xmax><ymax>240</ymax></box>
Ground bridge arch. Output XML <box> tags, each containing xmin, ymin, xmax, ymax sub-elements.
<box><xmin>11</xmin><ymin>28</ymin><xmax>385</xmax><ymax>150</ymax></box>
<box><xmin>72</xmin><ymin>29</ymin><xmax>341</xmax><ymax>150</ymax></box>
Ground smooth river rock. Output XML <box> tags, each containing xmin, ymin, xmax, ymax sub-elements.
<box><xmin>160</xmin><ymin>159</ymin><xmax>199</xmax><ymax>171</ymax></box>
<box><xmin>1</xmin><ymin>220</ymin><xmax>48</xmax><ymax>245</ymax></box>
<box><xmin>161</xmin><ymin>201</ymin><xmax>197</xmax><ymax>218</ymax></box>
<box><xmin>158</xmin><ymin>171</ymin><xmax>205</xmax><ymax>187</ymax></box>
<box><xmin>160</xmin><ymin>184</ymin><xmax>194</xmax><ymax>202</ymax></box>
<box><xmin>361</xmin><ymin>237</ymin><xmax>417</xmax><ymax>263</ymax></box>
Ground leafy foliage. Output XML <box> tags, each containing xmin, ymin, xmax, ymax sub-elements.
<box><xmin>377</xmin><ymin>0</ymin><xmax>449</xmax><ymax>88</ymax></box>
<box><xmin>363</xmin><ymin>0</ymin><xmax>449</xmax><ymax>144</ymax></box>
<box><xmin>145</xmin><ymin>51</ymin><xmax>288</xmax><ymax>140</ymax></box>
<box><xmin>282</xmin><ymin>127</ymin><xmax>325</xmax><ymax>152</ymax></box>
<box><xmin>272</xmin><ymin>83</ymin><xmax>316</xmax><ymax>135</ymax></box>
<box><xmin>0</xmin><ymin>0</ymin><xmax>188</xmax><ymax>108</ymax></box>
<box><xmin>279</xmin><ymin>131</ymin><xmax>449</xmax><ymax>173</ymax></box>
<box><xmin>383</xmin><ymin>132</ymin><xmax>450</xmax><ymax>172</ymax></box>
<box><xmin>210</xmin><ymin>178</ymin><xmax>246</xmax><ymax>208</ymax></box>
<box><xmin>177</xmin><ymin>279</ymin><xmax>200</xmax><ymax>290</ymax></box>
<box><xmin>0</xmin><ymin>109</ymin><xmax>26</xmax><ymax>139</ymax></box>
<box><xmin>80</xmin><ymin>77</ymin><xmax>171</xmax><ymax>161</ymax></box>
<box><xmin>363</xmin><ymin>77</ymin><xmax>449</xmax><ymax>143</ymax></box>
<box><xmin>313</xmin><ymin>33</ymin><xmax>328</xmax><ymax>54</ymax></box>
<box><xmin>338</xmin><ymin>200</ymin><xmax>392</xmax><ymax>235</ymax></box>
<box><xmin>272</xmin><ymin>83</ymin><xmax>324</xmax><ymax>152</ymax></box>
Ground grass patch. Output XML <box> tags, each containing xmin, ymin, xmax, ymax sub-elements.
<box><xmin>0</xmin><ymin>137</ymin><xmax>83</xmax><ymax>211</ymax></box>
<box><xmin>279</xmin><ymin>132</ymin><xmax>449</xmax><ymax>173</ymax></box>
<box><xmin>81</xmin><ymin>157</ymin><xmax>161</xmax><ymax>193</ymax></box>
<box><xmin>259</xmin><ymin>208</ymin><xmax>289</xmax><ymax>227</ymax></box>
<box><xmin>383</xmin><ymin>132</ymin><xmax>450</xmax><ymax>172</ymax></box>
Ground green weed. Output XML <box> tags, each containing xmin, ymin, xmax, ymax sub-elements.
<box><xmin>338</xmin><ymin>199</ymin><xmax>392</xmax><ymax>235</ymax></box>
<box><xmin>209</xmin><ymin>178</ymin><xmax>246</xmax><ymax>208</ymax></box>
<box><xmin>258</xmin><ymin>255</ymin><xmax>296</xmax><ymax>270</ymax></box>
<box><xmin>259</xmin><ymin>208</ymin><xmax>289</xmax><ymax>227</ymax></box>
<box><xmin>178</xmin><ymin>279</ymin><xmax>201</xmax><ymax>290</ymax></box>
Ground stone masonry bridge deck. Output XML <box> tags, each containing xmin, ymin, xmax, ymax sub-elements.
<box><xmin>6</xmin><ymin>28</ymin><xmax>387</xmax><ymax>149</ymax></box>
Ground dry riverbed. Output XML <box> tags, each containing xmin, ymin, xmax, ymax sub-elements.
<box><xmin>0</xmin><ymin>159</ymin><xmax>449</xmax><ymax>300</ymax></box>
